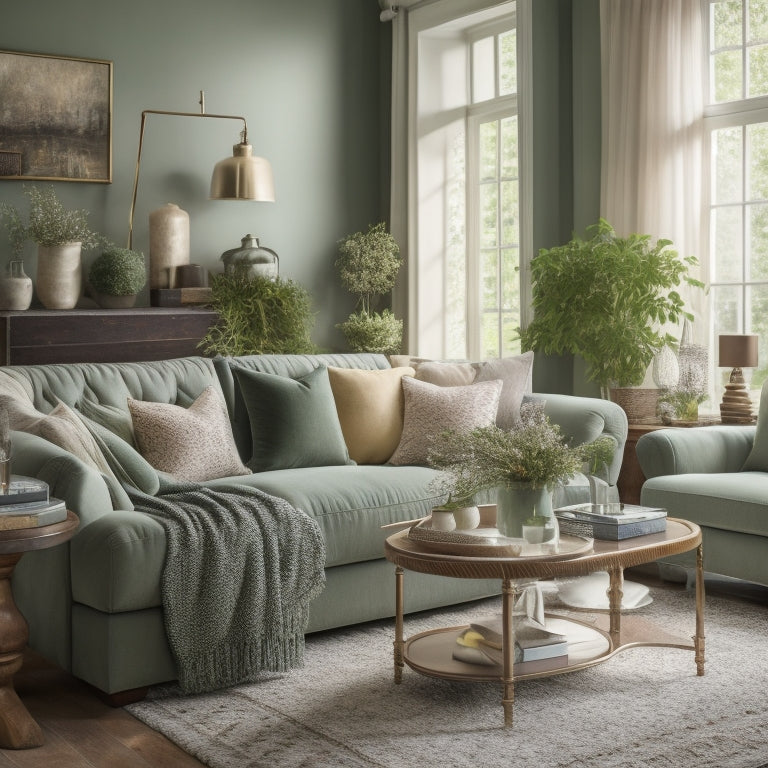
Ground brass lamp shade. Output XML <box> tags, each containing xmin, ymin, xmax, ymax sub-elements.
<box><xmin>210</xmin><ymin>143</ymin><xmax>275</xmax><ymax>201</ymax></box>
<box><xmin>718</xmin><ymin>334</ymin><xmax>759</xmax><ymax>424</ymax></box>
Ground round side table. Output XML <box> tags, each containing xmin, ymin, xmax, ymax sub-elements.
<box><xmin>0</xmin><ymin>510</ymin><xmax>79</xmax><ymax>749</ymax></box>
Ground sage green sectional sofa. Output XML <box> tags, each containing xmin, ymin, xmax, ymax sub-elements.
<box><xmin>2</xmin><ymin>352</ymin><xmax>627</xmax><ymax>701</ymax></box>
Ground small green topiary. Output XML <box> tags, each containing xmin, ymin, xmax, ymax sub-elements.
<box><xmin>88</xmin><ymin>247</ymin><xmax>147</xmax><ymax>295</ymax></box>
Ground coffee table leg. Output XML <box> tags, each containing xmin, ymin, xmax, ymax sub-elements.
<box><xmin>394</xmin><ymin>566</ymin><xmax>404</xmax><ymax>684</ymax></box>
<box><xmin>501</xmin><ymin>578</ymin><xmax>519</xmax><ymax>727</ymax></box>
<box><xmin>694</xmin><ymin>544</ymin><xmax>706</xmax><ymax>676</ymax></box>
<box><xmin>607</xmin><ymin>566</ymin><xmax>623</xmax><ymax>645</ymax></box>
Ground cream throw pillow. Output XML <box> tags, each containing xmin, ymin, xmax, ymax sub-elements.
<box><xmin>327</xmin><ymin>366</ymin><xmax>415</xmax><ymax>464</ymax></box>
<box><xmin>128</xmin><ymin>386</ymin><xmax>250</xmax><ymax>482</ymax></box>
<box><xmin>391</xmin><ymin>352</ymin><xmax>534</xmax><ymax>429</ymax></box>
<box><xmin>388</xmin><ymin>376</ymin><xmax>503</xmax><ymax>466</ymax></box>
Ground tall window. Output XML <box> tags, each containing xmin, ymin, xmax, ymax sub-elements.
<box><xmin>408</xmin><ymin>0</ymin><xmax>529</xmax><ymax>360</ymax></box>
<box><xmin>706</xmin><ymin>0</ymin><xmax>768</xmax><ymax>395</ymax></box>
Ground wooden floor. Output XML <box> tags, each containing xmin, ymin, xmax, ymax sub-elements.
<box><xmin>1</xmin><ymin>568</ymin><xmax>766</xmax><ymax>768</ymax></box>
<box><xmin>0</xmin><ymin>651</ymin><xmax>205</xmax><ymax>768</ymax></box>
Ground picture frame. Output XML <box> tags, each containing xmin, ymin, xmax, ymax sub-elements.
<box><xmin>0</xmin><ymin>49</ymin><xmax>113</xmax><ymax>183</ymax></box>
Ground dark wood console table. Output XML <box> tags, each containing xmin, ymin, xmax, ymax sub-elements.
<box><xmin>0</xmin><ymin>308</ymin><xmax>217</xmax><ymax>366</ymax></box>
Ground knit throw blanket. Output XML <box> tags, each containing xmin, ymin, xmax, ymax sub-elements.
<box><xmin>127</xmin><ymin>483</ymin><xmax>326</xmax><ymax>694</ymax></box>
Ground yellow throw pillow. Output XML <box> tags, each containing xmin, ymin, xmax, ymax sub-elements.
<box><xmin>327</xmin><ymin>366</ymin><xmax>415</xmax><ymax>465</ymax></box>
<box><xmin>128</xmin><ymin>386</ymin><xmax>250</xmax><ymax>482</ymax></box>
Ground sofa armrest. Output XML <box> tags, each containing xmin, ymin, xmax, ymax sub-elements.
<box><xmin>530</xmin><ymin>392</ymin><xmax>628</xmax><ymax>486</ymax></box>
<box><xmin>10</xmin><ymin>430</ymin><xmax>114</xmax><ymax>526</ymax></box>
<box><xmin>636</xmin><ymin>425</ymin><xmax>756</xmax><ymax>478</ymax></box>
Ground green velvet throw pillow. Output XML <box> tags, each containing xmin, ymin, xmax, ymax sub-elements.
<box><xmin>232</xmin><ymin>364</ymin><xmax>353</xmax><ymax>472</ymax></box>
<box><xmin>741</xmin><ymin>378</ymin><xmax>768</xmax><ymax>471</ymax></box>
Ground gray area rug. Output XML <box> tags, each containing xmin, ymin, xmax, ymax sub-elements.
<box><xmin>127</xmin><ymin>585</ymin><xmax>768</xmax><ymax>768</ymax></box>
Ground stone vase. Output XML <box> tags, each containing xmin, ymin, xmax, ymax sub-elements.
<box><xmin>0</xmin><ymin>260</ymin><xmax>33</xmax><ymax>310</ymax></box>
<box><xmin>496</xmin><ymin>483</ymin><xmax>558</xmax><ymax>548</ymax></box>
<box><xmin>149</xmin><ymin>203</ymin><xmax>190</xmax><ymax>289</ymax></box>
<box><xmin>36</xmin><ymin>242</ymin><xmax>83</xmax><ymax>310</ymax></box>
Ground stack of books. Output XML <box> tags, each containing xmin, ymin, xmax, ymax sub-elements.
<box><xmin>0</xmin><ymin>476</ymin><xmax>67</xmax><ymax>531</ymax></box>
<box><xmin>452</xmin><ymin>616</ymin><xmax>568</xmax><ymax>666</ymax></box>
<box><xmin>554</xmin><ymin>502</ymin><xmax>667</xmax><ymax>540</ymax></box>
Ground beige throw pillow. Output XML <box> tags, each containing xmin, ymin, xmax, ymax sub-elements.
<box><xmin>327</xmin><ymin>366</ymin><xmax>415</xmax><ymax>464</ymax></box>
<box><xmin>388</xmin><ymin>377</ymin><xmax>503</xmax><ymax>466</ymax></box>
<box><xmin>128</xmin><ymin>386</ymin><xmax>250</xmax><ymax>482</ymax></box>
<box><xmin>391</xmin><ymin>352</ymin><xmax>534</xmax><ymax>429</ymax></box>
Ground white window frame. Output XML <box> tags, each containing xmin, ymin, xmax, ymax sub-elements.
<box><xmin>403</xmin><ymin>0</ymin><xmax>532</xmax><ymax>360</ymax></box>
<box><xmin>703</xmin><ymin>0</ymin><xmax>768</xmax><ymax>401</ymax></box>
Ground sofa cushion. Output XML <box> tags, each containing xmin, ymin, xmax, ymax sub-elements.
<box><xmin>742</xmin><ymin>379</ymin><xmax>768</xmax><ymax>471</ymax></box>
<box><xmin>215</xmin><ymin>353</ymin><xmax>391</xmax><ymax>464</ymax></box>
<box><xmin>388</xmin><ymin>376</ymin><xmax>503</xmax><ymax>466</ymax></box>
<box><xmin>327</xmin><ymin>366</ymin><xmax>414</xmax><ymax>464</ymax></box>
<box><xmin>642</xmin><ymin>472</ymin><xmax>768</xmax><ymax>537</ymax></box>
<box><xmin>1</xmin><ymin>395</ymin><xmax>133</xmax><ymax>510</ymax></box>
<box><xmin>128</xmin><ymin>386</ymin><xmax>250</xmax><ymax>482</ymax></box>
<box><xmin>392</xmin><ymin>352</ymin><xmax>534</xmax><ymax>429</ymax></box>
<box><xmin>206</xmin><ymin>464</ymin><xmax>444</xmax><ymax>567</ymax></box>
<box><xmin>233</xmin><ymin>365</ymin><xmax>353</xmax><ymax>472</ymax></box>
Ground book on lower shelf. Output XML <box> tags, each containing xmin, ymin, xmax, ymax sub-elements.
<box><xmin>452</xmin><ymin>616</ymin><xmax>568</xmax><ymax>666</ymax></box>
<box><xmin>0</xmin><ymin>476</ymin><xmax>49</xmax><ymax>506</ymax></box>
<box><xmin>554</xmin><ymin>502</ymin><xmax>667</xmax><ymax>540</ymax></box>
<box><xmin>0</xmin><ymin>497</ymin><xmax>67</xmax><ymax>530</ymax></box>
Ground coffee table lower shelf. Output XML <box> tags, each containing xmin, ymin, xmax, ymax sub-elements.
<box><xmin>403</xmin><ymin>611</ymin><xmax>696</xmax><ymax>684</ymax></box>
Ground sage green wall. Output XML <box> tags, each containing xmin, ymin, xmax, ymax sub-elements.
<box><xmin>0</xmin><ymin>0</ymin><xmax>388</xmax><ymax>351</ymax></box>
<box><xmin>530</xmin><ymin>0</ymin><xmax>602</xmax><ymax>397</ymax></box>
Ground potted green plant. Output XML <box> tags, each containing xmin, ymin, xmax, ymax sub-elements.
<box><xmin>519</xmin><ymin>219</ymin><xmax>704</xmax><ymax>416</ymax></box>
<box><xmin>335</xmin><ymin>222</ymin><xmax>403</xmax><ymax>355</ymax></box>
<box><xmin>0</xmin><ymin>185</ymin><xmax>104</xmax><ymax>310</ymax></box>
<box><xmin>88</xmin><ymin>246</ymin><xmax>147</xmax><ymax>308</ymax></box>
<box><xmin>428</xmin><ymin>401</ymin><xmax>616</xmax><ymax>544</ymax></box>
<box><xmin>200</xmin><ymin>265</ymin><xmax>317</xmax><ymax>355</ymax></box>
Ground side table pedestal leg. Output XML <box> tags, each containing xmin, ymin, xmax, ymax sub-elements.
<box><xmin>0</xmin><ymin>553</ymin><xmax>44</xmax><ymax>749</ymax></box>
<box><xmin>501</xmin><ymin>579</ymin><xmax>519</xmax><ymax>728</ymax></box>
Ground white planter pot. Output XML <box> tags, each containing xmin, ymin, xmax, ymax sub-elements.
<box><xmin>0</xmin><ymin>260</ymin><xmax>33</xmax><ymax>310</ymax></box>
<box><xmin>36</xmin><ymin>242</ymin><xmax>83</xmax><ymax>310</ymax></box>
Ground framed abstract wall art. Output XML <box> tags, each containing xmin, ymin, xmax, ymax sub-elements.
<box><xmin>0</xmin><ymin>49</ymin><xmax>113</xmax><ymax>183</ymax></box>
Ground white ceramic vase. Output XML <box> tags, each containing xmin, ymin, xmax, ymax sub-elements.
<box><xmin>451</xmin><ymin>505</ymin><xmax>481</xmax><ymax>530</ymax></box>
<box><xmin>36</xmin><ymin>242</ymin><xmax>83</xmax><ymax>310</ymax></box>
<box><xmin>0</xmin><ymin>260</ymin><xmax>33</xmax><ymax>310</ymax></box>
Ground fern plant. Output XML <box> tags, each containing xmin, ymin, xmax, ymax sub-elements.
<box><xmin>200</xmin><ymin>267</ymin><xmax>317</xmax><ymax>356</ymax></box>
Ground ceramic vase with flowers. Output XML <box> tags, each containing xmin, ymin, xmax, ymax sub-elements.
<box><xmin>428</xmin><ymin>401</ymin><xmax>617</xmax><ymax>550</ymax></box>
<box><xmin>0</xmin><ymin>185</ymin><xmax>104</xmax><ymax>309</ymax></box>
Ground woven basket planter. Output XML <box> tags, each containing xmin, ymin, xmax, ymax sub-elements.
<box><xmin>610</xmin><ymin>387</ymin><xmax>659</xmax><ymax>424</ymax></box>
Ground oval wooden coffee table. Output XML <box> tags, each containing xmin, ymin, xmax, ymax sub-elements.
<box><xmin>0</xmin><ymin>511</ymin><xmax>79</xmax><ymax>749</ymax></box>
<box><xmin>384</xmin><ymin>511</ymin><xmax>704</xmax><ymax>727</ymax></box>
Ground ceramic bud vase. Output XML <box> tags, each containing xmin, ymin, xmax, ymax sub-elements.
<box><xmin>451</xmin><ymin>505</ymin><xmax>481</xmax><ymax>530</ymax></box>
<box><xmin>0</xmin><ymin>260</ymin><xmax>33</xmax><ymax>310</ymax></box>
<box><xmin>496</xmin><ymin>483</ymin><xmax>559</xmax><ymax>550</ymax></box>
<box><xmin>36</xmin><ymin>242</ymin><xmax>83</xmax><ymax>310</ymax></box>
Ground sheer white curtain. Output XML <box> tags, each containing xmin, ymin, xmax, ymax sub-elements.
<box><xmin>600</xmin><ymin>0</ymin><xmax>707</xmax><ymax>345</ymax></box>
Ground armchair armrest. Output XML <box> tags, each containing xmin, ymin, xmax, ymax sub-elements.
<box><xmin>10</xmin><ymin>430</ymin><xmax>114</xmax><ymax>527</ymax></box>
<box><xmin>636</xmin><ymin>425</ymin><xmax>756</xmax><ymax>478</ymax></box>
<box><xmin>530</xmin><ymin>392</ymin><xmax>628</xmax><ymax>486</ymax></box>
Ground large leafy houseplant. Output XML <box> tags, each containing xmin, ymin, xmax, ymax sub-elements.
<box><xmin>200</xmin><ymin>266</ymin><xmax>317</xmax><ymax>356</ymax></box>
<box><xmin>335</xmin><ymin>222</ymin><xmax>403</xmax><ymax>355</ymax></box>
<box><xmin>519</xmin><ymin>219</ymin><xmax>703</xmax><ymax>398</ymax></box>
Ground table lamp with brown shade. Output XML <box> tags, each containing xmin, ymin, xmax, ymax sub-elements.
<box><xmin>719</xmin><ymin>334</ymin><xmax>759</xmax><ymax>423</ymax></box>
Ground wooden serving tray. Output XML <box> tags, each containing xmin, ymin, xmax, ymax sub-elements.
<box><xmin>404</xmin><ymin>505</ymin><xmax>593</xmax><ymax>560</ymax></box>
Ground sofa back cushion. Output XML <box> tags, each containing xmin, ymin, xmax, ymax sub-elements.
<box><xmin>216</xmin><ymin>353</ymin><xmax>390</xmax><ymax>462</ymax></box>
<box><xmin>742</xmin><ymin>378</ymin><xmax>768</xmax><ymax>471</ymax></box>
<box><xmin>233</xmin><ymin>364</ymin><xmax>354</xmax><ymax>472</ymax></box>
